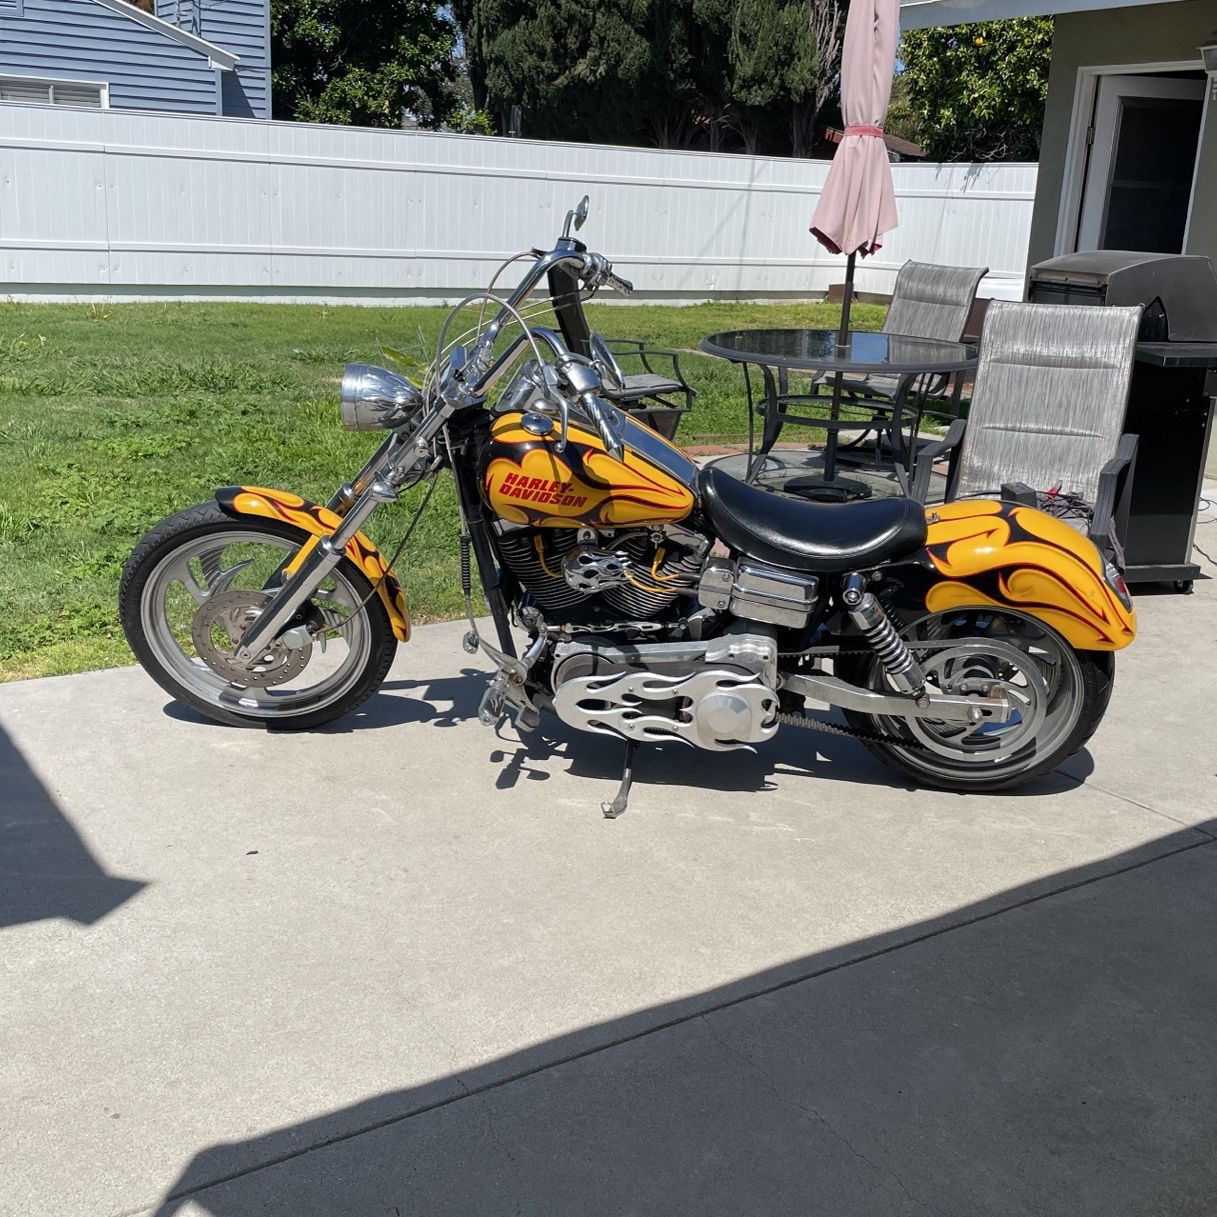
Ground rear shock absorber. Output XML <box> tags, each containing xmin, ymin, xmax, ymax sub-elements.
<box><xmin>841</xmin><ymin>573</ymin><xmax>927</xmax><ymax>701</ymax></box>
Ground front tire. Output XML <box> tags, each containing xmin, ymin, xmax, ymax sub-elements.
<box><xmin>119</xmin><ymin>502</ymin><xmax>397</xmax><ymax>730</ymax></box>
<box><xmin>840</xmin><ymin>605</ymin><xmax>1114</xmax><ymax>791</ymax></box>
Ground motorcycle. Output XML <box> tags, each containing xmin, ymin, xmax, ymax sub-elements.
<box><xmin>119</xmin><ymin>199</ymin><xmax>1136</xmax><ymax>816</ymax></box>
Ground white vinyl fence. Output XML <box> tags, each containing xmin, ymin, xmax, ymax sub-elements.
<box><xmin>0</xmin><ymin>104</ymin><xmax>1038</xmax><ymax>305</ymax></box>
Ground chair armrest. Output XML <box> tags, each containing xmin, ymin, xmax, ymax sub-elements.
<box><xmin>909</xmin><ymin>418</ymin><xmax>966</xmax><ymax>502</ymax></box>
<box><xmin>1089</xmin><ymin>433</ymin><xmax>1138</xmax><ymax>549</ymax></box>
<box><xmin>604</xmin><ymin>339</ymin><xmax>696</xmax><ymax>397</ymax></box>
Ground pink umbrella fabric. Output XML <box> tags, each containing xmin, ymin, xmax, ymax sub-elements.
<box><xmin>810</xmin><ymin>0</ymin><xmax>900</xmax><ymax>256</ymax></box>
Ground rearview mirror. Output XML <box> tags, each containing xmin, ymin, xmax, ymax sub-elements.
<box><xmin>563</xmin><ymin>195</ymin><xmax>591</xmax><ymax>238</ymax></box>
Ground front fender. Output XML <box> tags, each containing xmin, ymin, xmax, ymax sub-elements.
<box><xmin>898</xmin><ymin>499</ymin><xmax>1135</xmax><ymax>651</ymax></box>
<box><xmin>215</xmin><ymin>486</ymin><xmax>410</xmax><ymax>642</ymax></box>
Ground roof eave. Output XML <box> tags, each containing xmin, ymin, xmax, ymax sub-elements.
<box><xmin>899</xmin><ymin>0</ymin><xmax>1190</xmax><ymax>30</ymax></box>
<box><xmin>89</xmin><ymin>0</ymin><xmax>240</xmax><ymax>70</ymax></box>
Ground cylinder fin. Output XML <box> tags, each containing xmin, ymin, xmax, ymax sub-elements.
<box><xmin>493</xmin><ymin>526</ymin><xmax>588</xmax><ymax>612</ymax></box>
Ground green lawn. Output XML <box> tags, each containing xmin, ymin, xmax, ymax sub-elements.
<box><xmin>0</xmin><ymin>297</ymin><xmax>886</xmax><ymax>681</ymax></box>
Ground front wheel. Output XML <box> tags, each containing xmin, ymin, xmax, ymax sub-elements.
<box><xmin>119</xmin><ymin>502</ymin><xmax>397</xmax><ymax>729</ymax></box>
<box><xmin>839</xmin><ymin>606</ymin><xmax>1114</xmax><ymax>791</ymax></box>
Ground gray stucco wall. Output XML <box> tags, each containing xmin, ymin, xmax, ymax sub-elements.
<box><xmin>1028</xmin><ymin>0</ymin><xmax>1217</xmax><ymax>269</ymax></box>
<box><xmin>0</xmin><ymin>0</ymin><xmax>220</xmax><ymax>114</ymax></box>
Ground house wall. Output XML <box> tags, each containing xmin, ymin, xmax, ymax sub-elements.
<box><xmin>1028</xmin><ymin>0</ymin><xmax>1217</xmax><ymax>268</ymax></box>
<box><xmin>1029</xmin><ymin>0</ymin><xmax>1217</xmax><ymax>478</ymax></box>
<box><xmin>155</xmin><ymin>0</ymin><xmax>271</xmax><ymax>119</ymax></box>
<box><xmin>0</xmin><ymin>0</ymin><xmax>220</xmax><ymax>114</ymax></box>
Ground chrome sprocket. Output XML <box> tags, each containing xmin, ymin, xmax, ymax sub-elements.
<box><xmin>902</xmin><ymin>637</ymin><xmax>1047</xmax><ymax>761</ymax></box>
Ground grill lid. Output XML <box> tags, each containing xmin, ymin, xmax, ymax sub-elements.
<box><xmin>1028</xmin><ymin>251</ymin><xmax>1217</xmax><ymax>342</ymax></box>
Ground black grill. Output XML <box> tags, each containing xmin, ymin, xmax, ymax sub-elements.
<box><xmin>1026</xmin><ymin>250</ymin><xmax>1217</xmax><ymax>589</ymax></box>
<box><xmin>1027</xmin><ymin>251</ymin><xmax>1217</xmax><ymax>342</ymax></box>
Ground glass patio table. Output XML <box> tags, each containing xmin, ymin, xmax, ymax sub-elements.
<box><xmin>699</xmin><ymin>328</ymin><xmax>978</xmax><ymax>499</ymax></box>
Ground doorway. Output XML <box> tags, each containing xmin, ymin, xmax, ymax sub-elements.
<box><xmin>1075</xmin><ymin>71</ymin><xmax>1206</xmax><ymax>254</ymax></box>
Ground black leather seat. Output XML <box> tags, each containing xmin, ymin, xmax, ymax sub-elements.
<box><xmin>699</xmin><ymin>466</ymin><xmax>927</xmax><ymax>573</ymax></box>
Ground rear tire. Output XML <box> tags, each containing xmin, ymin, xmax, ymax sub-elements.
<box><xmin>120</xmin><ymin>502</ymin><xmax>397</xmax><ymax>730</ymax></box>
<box><xmin>839</xmin><ymin>605</ymin><xmax>1114</xmax><ymax>791</ymax></box>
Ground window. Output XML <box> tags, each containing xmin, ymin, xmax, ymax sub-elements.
<box><xmin>0</xmin><ymin>75</ymin><xmax>107</xmax><ymax>108</ymax></box>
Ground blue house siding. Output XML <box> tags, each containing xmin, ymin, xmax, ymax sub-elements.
<box><xmin>0</xmin><ymin>0</ymin><xmax>220</xmax><ymax>114</ymax></box>
<box><xmin>156</xmin><ymin>0</ymin><xmax>269</xmax><ymax>119</ymax></box>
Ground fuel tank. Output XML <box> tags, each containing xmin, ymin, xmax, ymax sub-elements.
<box><xmin>482</xmin><ymin>410</ymin><xmax>698</xmax><ymax>528</ymax></box>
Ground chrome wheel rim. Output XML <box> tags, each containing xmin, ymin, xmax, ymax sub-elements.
<box><xmin>866</xmin><ymin>607</ymin><xmax>1083</xmax><ymax>783</ymax></box>
<box><xmin>140</xmin><ymin>529</ymin><xmax>373</xmax><ymax>719</ymax></box>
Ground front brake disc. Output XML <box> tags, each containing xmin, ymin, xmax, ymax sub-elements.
<box><xmin>190</xmin><ymin>590</ymin><xmax>312</xmax><ymax>687</ymax></box>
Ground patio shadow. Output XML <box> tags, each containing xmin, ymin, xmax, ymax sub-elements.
<box><xmin>0</xmin><ymin>725</ymin><xmax>146</xmax><ymax>929</ymax></box>
<box><xmin>146</xmin><ymin>819</ymin><xmax>1216</xmax><ymax>1217</ymax></box>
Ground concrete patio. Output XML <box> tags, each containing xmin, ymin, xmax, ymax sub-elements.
<box><xmin>2</xmin><ymin>503</ymin><xmax>1216</xmax><ymax>1217</ymax></box>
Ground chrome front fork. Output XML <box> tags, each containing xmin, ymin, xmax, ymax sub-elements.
<box><xmin>233</xmin><ymin>398</ymin><xmax>452</xmax><ymax>665</ymax></box>
<box><xmin>234</xmin><ymin>478</ymin><xmax>400</xmax><ymax>663</ymax></box>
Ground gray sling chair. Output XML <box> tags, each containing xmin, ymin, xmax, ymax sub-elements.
<box><xmin>764</xmin><ymin>259</ymin><xmax>988</xmax><ymax>461</ymax></box>
<box><xmin>908</xmin><ymin>300</ymin><xmax>1142</xmax><ymax>561</ymax></box>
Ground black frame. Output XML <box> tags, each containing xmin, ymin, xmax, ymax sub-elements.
<box><xmin>451</xmin><ymin>423</ymin><xmax>519</xmax><ymax>659</ymax></box>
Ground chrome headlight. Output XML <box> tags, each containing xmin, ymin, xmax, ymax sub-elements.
<box><xmin>340</xmin><ymin>363</ymin><xmax>424</xmax><ymax>431</ymax></box>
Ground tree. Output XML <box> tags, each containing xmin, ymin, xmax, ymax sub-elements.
<box><xmin>725</xmin><ymin>0</ymin><xmax>834</xmax><ymax>157</ymax></box>
<box><xmin>899</xmin><ymin>18</ymin><xmax>1053</xmax><ymax>161</ymax></box>
<box><xmin>455</xmin><ymin>0</ymin><xmax>843</xmax><ymax>155</ymax></box>
<box><xmin>452</xmin><ymin>0</ymin><xmax>664</xmax><ymax>144</ymax></box>
<box><xmin>803</xmin><ymin>0</ymin><xmax>841</xmax><ymax>153</ymax></box>
<box><xmin>271</xmin><ymin>0</ymin><xmax>458</xmax><ymax>128</ymax></box>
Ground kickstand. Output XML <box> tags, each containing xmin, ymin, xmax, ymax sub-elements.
<box><xmin>601</xmin><ymin>739</ymin><xmax>640</xmax><ymax>820</ymax></box>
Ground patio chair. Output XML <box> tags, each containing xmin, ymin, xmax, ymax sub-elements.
<box><xmin>546</xmin><ymin>265</ymin><xmax>696</xmax><ymax>440</ymax></box>
<box><xmin>908</xmin><ymin>300</ymin><xmax>1142</xmax><ymax>560</ymax></box>
<box><xmin>767</xmin><ymin>260</ymin><xmax>989</xmax><ymax>458</ymax></box>
<box><xmin>599</xmin><ymin>337</ymin><xmax>697</xmax><ymax>440</ymax></box>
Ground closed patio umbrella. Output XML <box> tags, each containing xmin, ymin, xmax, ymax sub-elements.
<box><xmin>804</xmin><ymin>0</ymin><xmax>900</xmax><ymax>491</ymax></box>
<box><xmin>811</xmin><ymin>0</ymin><xmax>900</xmax><ymax>315</ymax></box>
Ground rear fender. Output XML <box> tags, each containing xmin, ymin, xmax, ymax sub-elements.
<box><xmin>885</xmin><ymin>500</ymin><xmax>1135</xmax><ymax>651</ymax></box>
<box><xmin>215</xmin><ymin>486</ymin><xmax>410</xmax><ymax>642</ymax></box>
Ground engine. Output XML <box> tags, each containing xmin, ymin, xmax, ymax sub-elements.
<box><xmin>491</xmin><ymin>521</ymin><xmax>708</xmax><ymax>622</ymax></box>
<box><xmin>491</xmin><ymin>522</ymin><xmax>826</xmax><ymax>753</ymax></box>
<box><xmin>550</xmin><ymin>627</ymin><xmax>780</xmax><ymax>751</ymax></box>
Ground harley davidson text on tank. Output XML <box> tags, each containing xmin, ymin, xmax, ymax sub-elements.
<box><xmin>120</xmin><ymin>199</ymin><xmax>1136</xmax><ymax>816</ymax></box>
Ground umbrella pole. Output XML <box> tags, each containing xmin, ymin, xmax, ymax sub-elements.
<box><xmin>825</xmin><ymin>249</ymin><xmax>857</xmax><ymax>482</ymax></box>
<box><xmin>836</xmin><ymin>249</ymin><xmax>856</xmax><ymax>351</ymax></box>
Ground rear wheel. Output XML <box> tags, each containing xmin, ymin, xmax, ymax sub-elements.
<box><xmin>119</xmin><ymin>502</ymin><xmax>397</xmax><ymax>730</ymax></box>
<box><xmin>840</xmin><ymin>605</ymin><xmax>1114</xmax><ymax>791</ymax></box>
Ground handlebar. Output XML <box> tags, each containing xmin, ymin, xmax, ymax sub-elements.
<box><xmin>580</xmin><ymin>250</ymin><xmax>633</xmax><ymax>296</ymax></box>
<box><xmin>446</xmin><ymin>216</ymin><xmax>634</xmax><ymax>421</ymax></box>
<box><xmin>601</xmin><ymin>269</ymin><xmax>634</xmax><ymax>296</ymax></box>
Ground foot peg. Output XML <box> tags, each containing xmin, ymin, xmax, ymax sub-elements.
<box><xmin>478</xmin><ymin>673</ymin><xmax>540</xmax><ymax>732</ymax></box>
